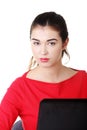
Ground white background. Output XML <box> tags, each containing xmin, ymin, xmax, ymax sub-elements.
<box><xmin>0</xmin><ymin>0</ymin><xmax>87</xmax><ymax>102</ymax></box>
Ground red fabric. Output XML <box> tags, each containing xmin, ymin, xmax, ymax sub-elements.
<box><xmin>0</xmin><ymin>70</ymin><xmax>87</xmax><ymax>130</ymax></box>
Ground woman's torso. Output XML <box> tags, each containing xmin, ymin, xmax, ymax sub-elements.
<box><xmin>18</xmin><ymin>69</ymin><xmax>87</xmax><ymax>130</ymax></box>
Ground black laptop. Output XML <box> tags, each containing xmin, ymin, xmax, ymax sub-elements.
<box><xmin>37</xmin><ymin>99</ymin><xmax>87</xmax><ymax>130</ymax></box>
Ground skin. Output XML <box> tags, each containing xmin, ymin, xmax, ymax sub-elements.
<box><xmin>27</xmin><ymin>25</ymin><xmax>77</xmax><ymax>83</ymax></box>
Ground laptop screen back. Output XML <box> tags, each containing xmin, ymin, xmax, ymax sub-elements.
<box><xmin>37</xmin><ymin>99</ymin><xmax>87</xmax><ymax>130</ymax></box>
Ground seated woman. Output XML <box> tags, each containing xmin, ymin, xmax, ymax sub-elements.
<box><xmin>0</xmin><ymin>11</ymin><xmax>87</xmax><ymax>130</ymax></box>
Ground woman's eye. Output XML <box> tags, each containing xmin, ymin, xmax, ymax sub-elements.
<box><xmin>33</xmin><ymin>42</ymin><xmax>40</xmax><ymax>45</ymax></box>
<box><xmin>49</xmin><ymin>42</ymin><xmax>56</xmax><ymax>46</ymax></box>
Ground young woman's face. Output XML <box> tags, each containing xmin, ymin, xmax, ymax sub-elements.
<box><xmin>30</xmin><ymin>25</ymin><xmax>68</xmax><ymax>68</ymax></box>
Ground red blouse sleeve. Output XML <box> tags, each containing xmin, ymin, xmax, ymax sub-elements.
<box><xmin>0</xmin><ymin>78</ymin><xmax>23</xmax><ymax>129</ymax></box>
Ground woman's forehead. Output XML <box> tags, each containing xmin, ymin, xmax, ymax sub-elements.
<box><xmin>31</xmin><ymin>25</ymin><xmax>60</xmax><ymax>38</ymax></box>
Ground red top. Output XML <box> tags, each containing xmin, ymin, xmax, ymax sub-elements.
<box><xmin>0</xmin><ymin>70</ymin><xmax>87</xmax><ymax>130</ymax></box>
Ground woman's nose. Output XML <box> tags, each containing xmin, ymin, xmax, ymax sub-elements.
<box><xmin>41</xmin><ymin>45</ymin><xmax>48</xmax><ymax>55</ymax></box>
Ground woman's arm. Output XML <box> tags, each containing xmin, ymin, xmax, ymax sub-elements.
<box><xmin>0</xmin><ymin>78</ymin><xmax>23</xmax><ymax>129</ymax></box>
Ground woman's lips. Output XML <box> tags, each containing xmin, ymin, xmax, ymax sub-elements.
<box><xmin>40</xmin><ymin>58</ymin><xmax>49</xmax><ymax>62</ymax></box>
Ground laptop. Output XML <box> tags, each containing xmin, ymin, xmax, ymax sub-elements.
<box><xmin>37</xmin><ymin>99</ymin><xmax>87</xmax><ymax>130</ymax></box>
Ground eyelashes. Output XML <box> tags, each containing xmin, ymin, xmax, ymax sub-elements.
<box><xmin>32</xmin><ymin>41</ymin><xmax>56</xmax><ymax>46</ymax></box>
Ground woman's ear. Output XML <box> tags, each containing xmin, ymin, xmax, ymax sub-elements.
<box><xmin>62</xmin><ymin>38</ymin><xmax>69</xmax><ymax>50</ymax></box>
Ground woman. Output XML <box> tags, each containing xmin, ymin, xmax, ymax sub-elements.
<box><xmin>0</xmin><ymin>11</ymin><xmax>87</xmax><ymax>130</ymax></box>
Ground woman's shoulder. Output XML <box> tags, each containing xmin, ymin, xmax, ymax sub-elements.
<box><xmin>75</xmin><ymin>69</ymin><xmax>87</xmax><ymax>84</ymax></box>
<box><xmin>81</xmin><ymin>69</ymin><xmax>87</xmax><ymax>80</ymax></box>
<box><xmin>67</xmin><ymin>68</ymin><xmax>87</xmax><ymax>84</ymax></box>
<box><xmin>71</xmin><ymin>68</ymin><xmax>87</xmax><ymax>75</ymax></box>
<box><xmin>76</xmin><ymin>69</ymin><xmax>87</xmax><ymax>78</ymax></box>
<box><xmin>15</xmin><ymin>71</ymin><xmax>29</xmax><ymax>80</ymax></box>
<box><xmin>78</xmin><ymin>69</ymin><xmax>87</xmax><ymax>77</ymax></box>
<box><xmin>8</xmin><ymin>71</ymin><xmax>29</xmax><ymax>90</ymax></box>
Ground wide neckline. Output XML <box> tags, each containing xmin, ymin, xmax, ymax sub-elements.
<box><xmin>23</xmin><ymin>70</ymin><xmax>85</xmax><ymax>85</ymax></box>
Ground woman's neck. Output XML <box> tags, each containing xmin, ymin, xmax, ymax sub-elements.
<box><xmin>27</xmin><ymin>61</ymin><xmax>77</xmax><ymax>83</ymax></box>
<box><xmin>36</xmin><ymin>63</ymin><xmax>64</xmax><ymax>76</ymax></box>
<box><xmin>28</xmin><ymin>64</ymin><xmax>71</xmax><ymax>83</ymax></box>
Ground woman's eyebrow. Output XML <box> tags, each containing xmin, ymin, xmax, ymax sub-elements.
<box><xmin>31</xmin><ymin>38</ymin><xmax>58</xmax><ymax>42</ymax></box>
<box><xmin>31</xmin><ymin>38</ymin><xmax>40</xmax><ymax>41</ymax></box>
<box><xmin>47</xmin><ymin>38</ymin><xmax>58</xmax><ymax>42</ymax></box>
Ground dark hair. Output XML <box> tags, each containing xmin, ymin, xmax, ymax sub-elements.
<box><xmin>30</xmin><ymin>11</ymin><xmax>69</xmax><ymax>57</ymax></box>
